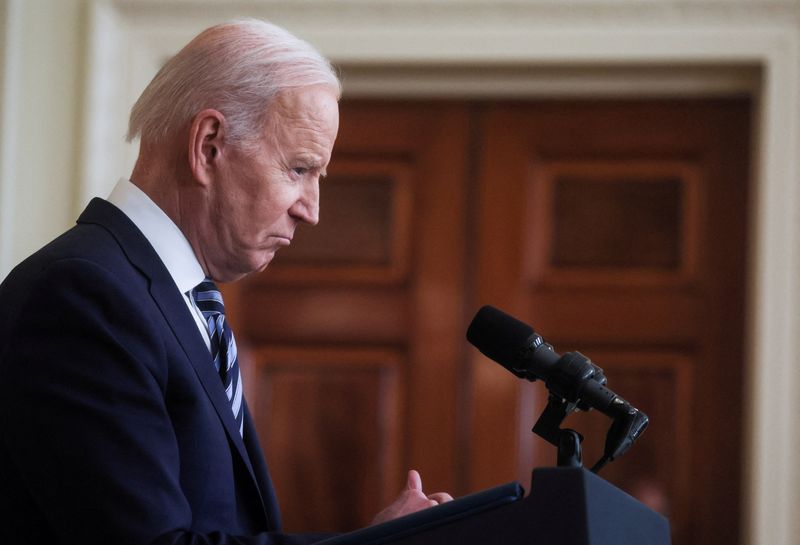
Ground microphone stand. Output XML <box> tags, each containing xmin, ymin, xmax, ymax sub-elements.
<box><xmin>532</xmin><ymin>394</ymin><xmax>585</xmax><ymax>468</ymax></box>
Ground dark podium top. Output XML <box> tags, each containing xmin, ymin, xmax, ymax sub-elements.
<box><xmin>318</xmin><ymin>467</ymin><xmax>670</xmax><ymax>545</ymax></box>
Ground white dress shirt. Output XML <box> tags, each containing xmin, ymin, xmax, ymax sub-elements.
<box><xmin>107</xmin><ymin>178</ymin><xmax>211</xmax><ymax>350</ymax></box>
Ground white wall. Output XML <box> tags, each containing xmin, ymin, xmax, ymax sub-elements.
<box><xmin>0</xmin><ymin>0</ymin><xmax>85</xmax><ymax>275</ymax></box>
<box><xmin>1</xmin><ymin>2</ymin><xmax>799</xmax><ymax>544</ymax></box>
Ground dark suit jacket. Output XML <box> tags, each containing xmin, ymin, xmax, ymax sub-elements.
<box><xmin>0</xmin><ymin>199</ymin><xmax>331</xmax><ymax>545</ymax></box>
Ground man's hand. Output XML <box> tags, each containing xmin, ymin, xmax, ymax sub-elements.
<box><xmin>370</xmin><ymin>470</ymin><xmax>454</xmax><ymax>525</ymax></box>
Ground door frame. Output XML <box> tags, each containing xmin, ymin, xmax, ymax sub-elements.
<box><xmin>79</xmin><ymin>3</ymin><xmax>800</xmax><ymax>545</ymax></box>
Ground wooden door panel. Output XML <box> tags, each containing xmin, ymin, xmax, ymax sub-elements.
<box><xmin>240</xmin><ymin>287</ymin><xmax>409</xmax><ymax>344</ymax></box>
<box><xmin>246</xmin><ymin>346</ymin><xmax>404</xmax><ymax>532</ymax></box>
<box><xmin>472</xmin><ymin>99</ymin><xmax>749</xmax><ymax>545</ymax></box>
<box><xmin>526</xmin><ymin>159</ymin><xmax>703</xmax><ymax>285</ymax></box>
<box><xmin>527</xmin><ymin>290</ymin><xmax>702</xmax><ymax>342</ymax></box>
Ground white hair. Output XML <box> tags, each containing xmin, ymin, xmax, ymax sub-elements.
<box><xmin>126</xmin><ymin>19</ymin><xmax>341</xmax><ymax>149</ymax></box>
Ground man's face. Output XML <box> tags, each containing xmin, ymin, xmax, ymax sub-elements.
<box><xmin>205</xmin><ymin>85</ymin><xmax>339</xmax><ymax>281</ymax></box>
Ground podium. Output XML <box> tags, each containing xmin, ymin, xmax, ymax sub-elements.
<box><xmin>318</xmin><ymin>467</ymin><xmax>670</xmax><ymax>545</ymax></box>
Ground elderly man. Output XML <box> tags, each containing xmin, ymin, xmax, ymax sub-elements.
<box><xmin>0</xmin><ymin>19</ymin><xmax>449</xmax><ymax>545</ymax></box>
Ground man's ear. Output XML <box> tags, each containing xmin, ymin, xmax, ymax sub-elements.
<box><xmin>188</xmin><ymin>109</ymin><xmax>227</xmax><ymax>186</ymax></box>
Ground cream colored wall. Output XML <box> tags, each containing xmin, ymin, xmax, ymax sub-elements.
<box><xmin>1</xmin><ymin>2</ymin><xmax>799</xmax><ymax>545</ymax></box>
<box><xmin>0</xmin><ymin>0</ymin><xmax>85</xmax><ymax>276</ymax></box>
<box><xmin>0</xmin><ymin>0</ymin><xmax>6</xmax><ymax>255</ymax></box>
<box><xmin>0</xmin><ymin>0</ymin><xmax>14</xmax><ymax>274</ymax></box>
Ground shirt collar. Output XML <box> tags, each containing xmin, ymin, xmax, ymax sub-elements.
<box><xmin>107</xmin><ymin>178</ymin><xmax>205</xmax><ymax>294</ymax></box>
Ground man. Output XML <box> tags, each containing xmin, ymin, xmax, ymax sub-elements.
<box><xmin>0</xmin><ymin>19</ymin><xmax>450</xmax><ymax>545</ymax></box>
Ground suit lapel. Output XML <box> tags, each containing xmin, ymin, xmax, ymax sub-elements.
<box><xmin>77</xmin><ymin>199</ymin><xmax>269</xmax><ymax>522</ymax></box>
<box><xmin>148</xmin><ymin>271</ymin><xmax>257</xmax><ymax>468</ymax></box>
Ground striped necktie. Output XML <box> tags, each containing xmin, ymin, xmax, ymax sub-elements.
<box><xmin>192</xmin><ymin>279</ymin><xmax>244</xmax><ymax>437</ymax></box>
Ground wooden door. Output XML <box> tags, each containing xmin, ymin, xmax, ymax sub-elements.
<box><xmin>470</xmin><ymin>99</ymin><xmax>750</xmax><ymax>545</ymax></box>
<box><xmin>225</xmin><ymin>98</ymin><xmax>750</xmax><ymax>545</ymax></box>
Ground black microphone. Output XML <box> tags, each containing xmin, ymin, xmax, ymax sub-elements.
<box><xmin>467</xmin><ymin>305</ymin><xmax>648</xmax><ymax>463</ymax></box>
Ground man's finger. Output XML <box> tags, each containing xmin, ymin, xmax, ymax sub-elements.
<box><xmin>406</xmin><ymin>469</ymin><xmax>423</xmax><ymax>491</ymax></box>
<box><xmin>427</xmin><ymin>492</ymin><xmax>454</xmax><ymax>504</ymax></box>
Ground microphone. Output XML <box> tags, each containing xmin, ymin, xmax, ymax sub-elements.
<box><xmin>466</xmin><ymin>305</ymin><xmax>648</xmax><ymax>465</ymax></box>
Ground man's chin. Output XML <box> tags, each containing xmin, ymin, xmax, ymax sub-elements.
<box><xmin>255</xmin><ymin>252</ymin><xmax>277</xmax><ymax>273</ymax></box>
<box><xmin>214</xmin><ymin>251</ymin><xmax>276</xmax><ymax>282</ymax></box>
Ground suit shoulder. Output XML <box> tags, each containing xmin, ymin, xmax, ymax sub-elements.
<box><xmin>6</xmin><ymin>222</ymin><xmax>131</xmax><ymax>279</ymax></box>
<box><xmin>0</xmin><ymin>222</ymin><xmax>145</xmax><ymax>324</ymax></box>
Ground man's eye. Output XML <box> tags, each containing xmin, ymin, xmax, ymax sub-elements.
<box><xmin>292</xmin><ymin>167</ymin><xmax>308</xmax><ymax>176</ymax></box>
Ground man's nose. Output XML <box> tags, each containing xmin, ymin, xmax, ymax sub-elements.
<box><xmin>290</xmin><ymin>179</ymin><xmax>320</xmax><ymax>225</ymax></box>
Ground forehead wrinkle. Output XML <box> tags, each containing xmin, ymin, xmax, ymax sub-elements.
<box><xmin>266</xmin><ymin>106</ymin><xmax>331</xmax><ymax>149</ymax></box>
<box><xmin>256</xmin><ymin>87</ymin><xmax>338</xmax><ymax>169</ymax></box>
<box><xmin>269</xmin><ymin>86</ymin><xmax>338</xmax><ymax>130</ymax></box>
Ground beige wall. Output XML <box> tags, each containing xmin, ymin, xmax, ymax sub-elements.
<box><xmin>0</xmin><ymin>0</ymin><xmax>12</xmax><ymax>272</ymax></box>
<box><xmin>0</xmin><ymin>0</ymin><xmax>85</xmax><ymax>276</ymax></box>
<box><xmin>1</xmin><ymin>2</ymin><xmax>799</xmax><ymax>545</ymax></box>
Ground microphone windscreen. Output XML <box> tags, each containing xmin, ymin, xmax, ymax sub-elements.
<box><xmin>466</xmin><ymin>305</ymin><xmax>533</xmax><ymax>364</ymax></box>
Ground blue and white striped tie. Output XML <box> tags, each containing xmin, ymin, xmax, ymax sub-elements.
<box><xmin>192</xmin><ymin>279</ymin><xmax>244</xmax><ymax>437</ymax></box>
